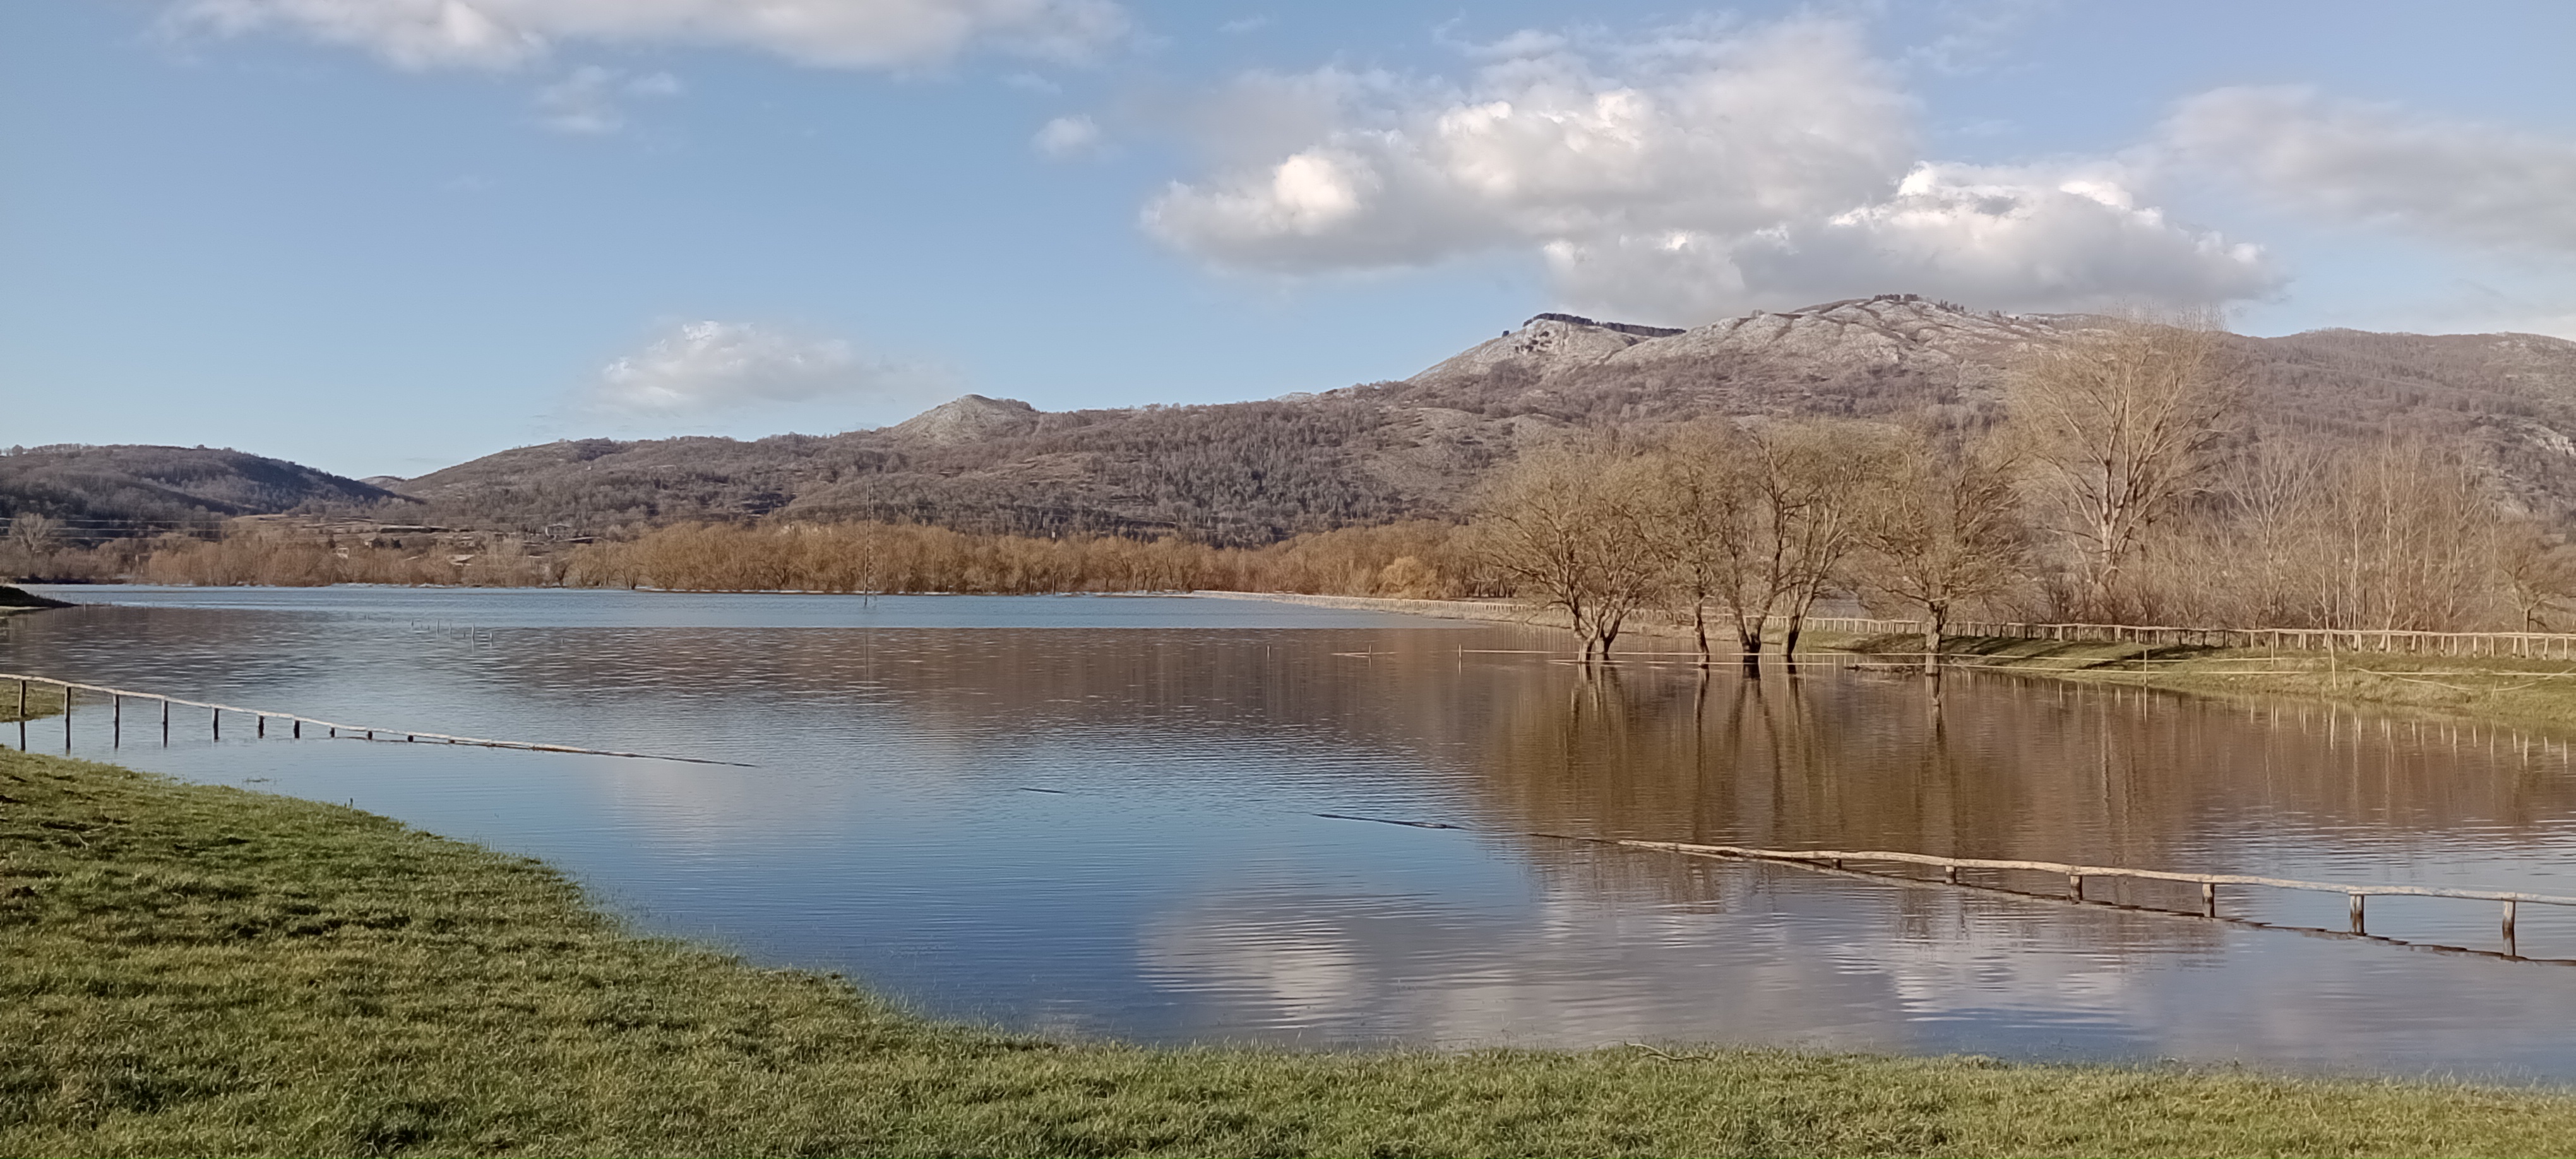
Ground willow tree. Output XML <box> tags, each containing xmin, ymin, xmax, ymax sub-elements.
<box><xmin>2008</xmin><ymin>312</ymin><xmax>2239</xmax><ymax>621</ymax></box>
<box><xmin>1474</xmin><ymin>441</ymin><xmax>1664</xmax><ymax>662</ymax></box>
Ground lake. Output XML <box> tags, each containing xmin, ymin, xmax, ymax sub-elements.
<box><xmin>11</xmin><ymin>585</ymin><xmax>2576</xmax><ymax>1078</ymax></box>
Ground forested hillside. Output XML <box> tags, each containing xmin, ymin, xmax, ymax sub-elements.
<box><xmin>0</xmin><ymin>444</ymin><xmax>397</xmax><ymax>542</ymax></box>
<box><xmin>381</xmin><ymin>296</ymin><xmax>2576</xmax><ymax>542</ymax></box>
<box><xmin>13</xmin><ymin>297</ymin><xmax>2576</xmax><ymax>550</ymax></box>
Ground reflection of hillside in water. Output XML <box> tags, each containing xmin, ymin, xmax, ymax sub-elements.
<box><xmin>466</xmin><ymin>624</ymin><xmax>1537</xmax><ymax>766</ymax></box>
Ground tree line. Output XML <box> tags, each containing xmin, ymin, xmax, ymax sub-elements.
<box><xmin>10</xmin><ymin>518</ymin><xmax>1489</xmax><ymax>599</ymax></box>
<box><xmin>11</xmin><ymin>316</ymin><xmax>2569</xmax><ymax>655</ymax></box>
<box><xmin>1470</xmin><ymin>314</ymin><xmax>2576</xmax><ymax>666</ymax></box>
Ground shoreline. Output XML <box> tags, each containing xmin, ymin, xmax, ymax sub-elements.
<box><xmin>13</xmin><ymin>748</ymin><xmax>2576</xmax><ymax>1155</ymax></box>
<box><xmin>1828</xmin><ymin>632</ymin><xmax>2576</xmax><ymax>739</ymax></box>
<box><xmin>1197</xmin><ymin>591</ymin><xmax>2576</xmax><ymax>739</ymax></box>
<box><xmin>37</xmin><ymin>581</ymin><xmax>2576</xmax><ymax>735</ymax></box>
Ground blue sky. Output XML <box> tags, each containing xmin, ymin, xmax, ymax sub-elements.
<box><xmin>4</xmin><ymin>1</ymin><xmax>2573</xmax><ymax>478</ymax></box>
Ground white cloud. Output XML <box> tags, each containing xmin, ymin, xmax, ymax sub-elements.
<box><xmin>165</xmin><ymin>0</ymin><xmax>1129</xmax><ymax>71</ymax></box>
<box><xmin>2163</xmin><ymin>86</ymin><xmax>2576</xmax><ymax>255</ymax></box>
<box><xmin>533</xmin><ymin>65</ymin><xmax>680</xmax><ymax>134</ymax></box>
<box><xmin>1707</xmin><ymin>162</ymin><xmax>2280</xmax><ymax>317</ymax></box>
<box><xmin>1143</xmin><ymin>18</ymin><xmax>2275</xmax><ymax>323</ymax></box>
<box><xmin>1031</xmin><ymin>113</ymin><xmax>1102</xmax><ymax>158</ymax></box>
<box><xmin>585</xmin><ymin>321</ymin><xmax>931</xmax><ymax>417</ymax></box>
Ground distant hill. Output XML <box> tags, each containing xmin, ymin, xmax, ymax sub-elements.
<box><xmin>383</xmin><ymin>296</ymin><xmax>2576</xmax><ymax>542</ymax></box>
<box><xmin>20</xmin><ymin>297</ymin><xmax>2576</xmax><ymax>545</ymax></box>
<box><xmin>0</xmin><ymin>444</ymin><xmax>400</xmax><ymax>543</ymax></box>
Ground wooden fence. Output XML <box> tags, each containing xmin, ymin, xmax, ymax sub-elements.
<box><xmin>6</xmin><ymin>672</ymin><xmax>746</xmax><ymax>766</ymax></box>
<box><xmin>1800</xmin><ymin>617</ymin><xmax>2576</xmax><ymax>659</ymax></box>
<box><xmin>1626</xmin><ymin>840</ymin><xmax>2563</xmax><ymax>958</ymax></box>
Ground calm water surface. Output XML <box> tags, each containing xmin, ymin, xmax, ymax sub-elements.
<box><xmin>12</xmin><ymin>585</ymin><xmax>2576</xmax><ymax>1077</ymax></box>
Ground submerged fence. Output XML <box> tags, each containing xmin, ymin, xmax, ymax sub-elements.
<box><xmin>1625</xmin><ymin>840</ymin><xmax>2565</xmax><ymax>959</ymax></box>
<box><xmin>1800</xmin><ymin>617</ymin><xmax>2576</xmax><ymax>659</ymax></box>
<box><xmin>4</xmin><ymin>672</ymin><xmax>746</xmax><ymax>766</ymax></box>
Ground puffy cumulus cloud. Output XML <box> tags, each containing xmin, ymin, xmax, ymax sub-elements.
<box><xmin>2163</xmin><ymin>86</ymin><xmax>2576</xmax><ymax>254</ymax></box>
<box><xmin>1147</xmin><ymin>20</ymin><xmax>1913</xmax><ymax>274</ymax></box>
<box><xmin>1031</xmin><ymin>113</ymin><xmax>1102</xmax><ymax>158</ymax></box>
<box><xmin>585</xmin><ymin>321</ymin><xmax>929</xmax><ymax>418</ymax></box>
<box><xmin>1145</xmin><ymin>18</ymin><xmax>2277</xmax><ymax>322</ymax></box>
<box><xmin>1549</xmin><ymin>163</ymin><xmax>2279</xmax><ymax>319</ymax></box>
<box><xmin>165</xmin><ymin>0</ymin><xmax>1128</xmax><ymax>71</ymax></box>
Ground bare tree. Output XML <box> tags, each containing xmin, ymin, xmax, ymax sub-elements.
<box><xmin>6</xmin><ymin>512</ymin><xmax>61</xmax><ymax>556</ymax></box>
<box><xmin>1636</xmin><ymin>422</ymin><xmax>1754</xmax><ymax>666</ymax></box>
<box><xmin>2008</xmin><ymin>312</ymin><xmax>2240</xmax><ymax>620</ymax></box>
<box><xmin>1631</xmin><ymin>420</ymin><xmax>1899</xmax><ymax>667</ymax></box>
<box><xmin>1758</xmin><ymin>421</ymin><xmax>1904</xmax><ymax>655</ymax></box>
<box><xmin>1854</xmin><ymin>433</ymin><xmax>2028</xmax><ymax>669</ymax></box>
<box><xmin>3</xmin><ymin>512</ymin><xmax>63</xmax><ymax>580</ymax></box>
<box><xmin>2499</xmin><ymin>521</ymin><xmax>2576</xmax><ymax>632</ymax></box>
<box><xmin>2309</xmin><ymin>436</ymin><xmax>2501</xmax><ymax>632</ymax></box>
<box><xmin>1474</xmin><ymin>442</ymin><xmax>1664</xmax><ymax>661</ymax></box>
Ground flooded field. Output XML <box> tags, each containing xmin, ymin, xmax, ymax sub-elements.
<box><xmin>10</xmin><ymin>585</ymin><xmax>2576</xmax><ymax>1078</ymax></box>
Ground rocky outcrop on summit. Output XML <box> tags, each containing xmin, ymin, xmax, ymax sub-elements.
<box><xmin>888</xmin><ymin>395</ymin><xmax>1041</xmax><ymax>447</ymax></box>
<box><xmin>1388</xmin><ymin>294</ymin><xmax>2051</xmax><ymax>425</ymax></box>
<box><xmin>1413</xmin><ymin>295</ymin><xmax>2044</xmax><ymax>393</ymax></box>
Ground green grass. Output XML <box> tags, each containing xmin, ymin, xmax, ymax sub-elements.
<box><xmin>1826</xmin><ymin>633</ymin><xmax>2576</xmax><ymax>737</ymax></box>
<box><xmin>2</xmin><ymin>681</ymin><xmax>65</xmax><ymax>724</ymax></box>
<box><xmin>12</xmin><ymin>751</ymin><xmax>2576</xmax><ymax>1156</ymax></box>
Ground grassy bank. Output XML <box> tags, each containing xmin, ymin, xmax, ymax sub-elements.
<box><xmin>2</xmin><ymin>681</ymin><xmax>64</xmax><ymax>724</ymax></box>
<box><xmin>11</xmin><ymin>754</ymin><xmax>2576</xmax><ymax>1155</ymax></box>
<box><xmin>1830</xmin><ymin>634</ymin><xmax>2576</xmax><ymax>737</ymax></box>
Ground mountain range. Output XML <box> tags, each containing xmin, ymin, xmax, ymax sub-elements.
<box><xmin>11</xmin><ymin>294</ymin><xmax>2576</xmax><ymax>545</ymax></box>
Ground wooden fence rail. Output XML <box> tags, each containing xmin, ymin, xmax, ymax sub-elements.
<box><xmin>4</xmin><ymin>672</ymin><xmax>747</xmax><ymax>766</ymax></box>
<box><xmin>1800</xmin><ymin>617</ymin><xmax>2576</xmax><ymax>659</ymax></box>
<box><xmin>1626</xmin><ymin>839</ymin><xmax>2562</xmax><ymax>956</ymax></box>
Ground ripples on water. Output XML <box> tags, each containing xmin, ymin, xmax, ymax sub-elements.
<box><xmin>11</xmin><ymin>586</ymin><xmax>2576</xmax><ymax>1076</ymax></box>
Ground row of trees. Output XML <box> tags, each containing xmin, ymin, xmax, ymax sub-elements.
<box><xmin>3</xmin><ymin>512</ymin><xmax>1489</xmax><ymax>596</ymax></box>
<box><xmin>131</xmin><ymin>533</ymin><xmax>552</xmax><ymax>587</ymax></box>
<box><xmin>1474</xmin><ymin>421</ymin><xmax>2019</xmax><ymax>666</ymax></box>
<box><xmin>1472</xmin><ymin>315</ymin><xmax>2576</xmax><ymax>665</ymax></box>
<box><xmin>16</xmin><ymin>318</ymin><xmax>2571</xmax><ymax>655</ymax></box>
<box><xmin>554</xmin><ymin>520</ymin><xmax>1487</xmax><ymax>597</ymax></box>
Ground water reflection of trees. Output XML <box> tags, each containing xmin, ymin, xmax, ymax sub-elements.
<box><xmin>187</xmin><ymin>605</ymin><xmax>2576</xmax><ymax>900</ymax></box>
<box><xmin>1470</xmin><ymin>662</ymin><xmax>2576</xmax><ymax>908</ymax></box>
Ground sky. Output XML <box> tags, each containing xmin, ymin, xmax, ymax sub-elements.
<box><xmin>4</xmin><ymin>1</ymin><xmax>2573</xmax><ymax>479</ymax></box>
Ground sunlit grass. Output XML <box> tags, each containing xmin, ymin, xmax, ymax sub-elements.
<box><xmin>9</xmin><ymin>749</ymin><xmax>2576</xmax><ymax>1156</ymax></box>
<box><xmin>1827</xmin><ymin>632</ymin><xmax>2576</xmax><ymax>737</ymax></box>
